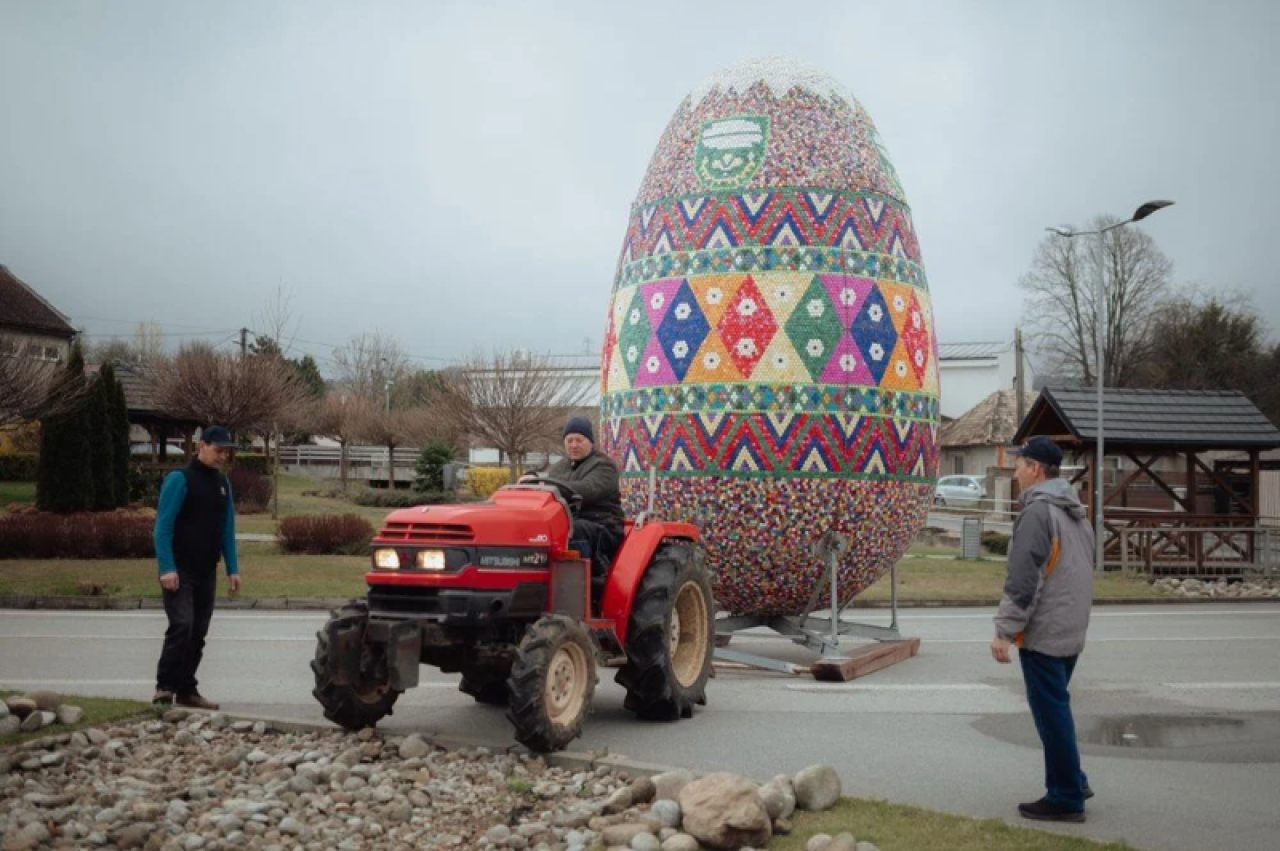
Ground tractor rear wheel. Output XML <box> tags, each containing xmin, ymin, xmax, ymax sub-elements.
<box><xmin>616</xmin><ymin>543</ymin><xmax>713</xmax><ymax>721</ymax></box>
<box><xmin>459</xmin><ymin>667</ymin><xmax>510</xmax><ymax>706</ymax></box>
<box><xmin>311</xmin><ymin>602</ymin><xmax>401</xmax><ymax>730</ymax></box>
<box><xmin>507</xmin><ymin>615</ymin><xmax>597</xmax><ymax>752</ymax></box>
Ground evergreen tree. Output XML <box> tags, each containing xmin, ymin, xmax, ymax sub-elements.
<box><xmin>86</xmin><ymin>374</ymin><xmax>115</xmax><ymax>511</ymax></box>
<box><xmin>414</xmin><ymin>441</ymin><xmax>455</xmax><ymax>493</ymax></box>
<box><xmin>36</xmin><ymin>346</ymin><xmax>92</xmax><ymax>513</ymax></box>
<box><xmin>102</xmin><ymin>363</ymin><xmax>131</xmax><ymax>507</ymax></box>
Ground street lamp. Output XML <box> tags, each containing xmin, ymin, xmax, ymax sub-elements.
<box><xmin>1045</xmin><ymin>200</ymin><xmax>1174</xmax><ymax>572</ymax></box>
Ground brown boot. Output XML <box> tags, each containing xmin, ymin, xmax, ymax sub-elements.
<box><xmin>176</xmin><ymin>692</ymin><xmax>219</xmax><ymax>711</ymax></box>
<box><xmin>152</xmin><ymin>689</ymin><xmax>175</xmax><ymax>706</ymax></box>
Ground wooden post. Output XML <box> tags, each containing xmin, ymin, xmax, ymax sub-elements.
<box><xmin>1250</xmin><ymin>450</ymin><xmax>1261</xmax><ymax>563</ymax></box>
<box><xmin>1186</xmin><ymin>452</ymin><xmax>1200</xmax><ymax>569</ymax></box>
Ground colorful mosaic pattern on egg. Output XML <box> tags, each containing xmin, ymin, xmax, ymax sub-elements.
<box><xmin>601</xmin><ymin>58</ymin><xmax>940</xmax><ymax>616</ymax></box>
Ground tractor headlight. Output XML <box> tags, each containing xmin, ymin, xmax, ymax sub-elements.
<box><xmin>417</xmin><ymin>549</ymin><xmax>447</xmax><ymax>571</ymax></box>
<box><xmin>373</xmin><ymin>548</ymin><xmax>401</xmax><ymax>569</ymax></box>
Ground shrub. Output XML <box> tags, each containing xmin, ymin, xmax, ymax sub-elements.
<box><xmin>130</xmin><ymin>463</ymin><xmax>184</xmax><ymax>507</ymax></box>
<box><xmin>982</xmin><ymin>531</ymin><xmax>1011</xmax><ymax>555</ymax></box>
<box><xmin>228</xmin><ymin>468</ymin><xmax>271</xmax><ymax>512</ymax></box>
<box><xmin>349</xmin><ymin>489</ymin><xmax>453</xmax><ymax>509</ymax></box>
<box><xmin>467</xmin><ymin>467</ymin><xmax>511</xmax><ymax>499</ymax></box>
<box><xmin>277</xmin><ymin>514</ymin><xmax>374</xmax><ymax>555</ymax></box>
<box><xmin>0</xmin><ymin>513</ymin><xmax>154</xmax><ymax>559</ymax></box>
<box><xmin>414</xmin><ymin>442</ymin><xmax>455</xmax><ymax>493</ymax></box>
<box><xmin>0</xmin><ymin>453</ymin><xmax>39</xmax><ymax>481</ymax></box>
<box><xmin>233</xmin><ymin>453</ymin><xmax>270</xmax><ymax>475</ymax></box>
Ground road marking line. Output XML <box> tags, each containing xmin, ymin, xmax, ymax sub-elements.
<box><xmin>1161</xmin><ymin>682</ymin><xmax>1280</xmax><ymax>689</ymax></box>
<box><xmin>0</xmin><ymin>635</ymin><xmax>315</xmax><ymax>642</ymax></box>
<box><xmin>785</xmin><ymin>683</ymin><xmax>1000</xmax><ymax>692</ymax></box>
<box><xmin>0</xmin><ymin>679</ymin><xmax>460</xmax><ymax>689</ymax></box>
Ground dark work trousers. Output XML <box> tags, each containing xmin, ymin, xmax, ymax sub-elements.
<box><xmin>1019</xmin><ymin>648</ymin><xmax>1089</xmax><ymax>809</ymax></box>
<box><xmin>156</xmin><ymin>566</ymin><xmax>218</xmax><ymax>696</ymax></box>
<box><xmin>571</xmin><ymin>518</ymin><xmax>622</xmax><ymax>578</ymax></box>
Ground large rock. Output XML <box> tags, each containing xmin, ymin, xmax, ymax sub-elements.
<box><xmin>0</xmin><ymin>716</ymin><xmax>20</xmax><ymax>737</ymax></box>
<box><xmin>653</xmin><ymin>769</ymin><xmax>697</xmax><ymax>803</ymax></box>
<box><xmin>4</xmin><ymin>697</ymin><xmax>37</xmax><ymax>719</ymax></box>
<box><xmin>56</xmin><ymin>705</ymin><xmax>84</xmax><ymax>726</ymax></box>
<box><xmin>678</xmin><ymin>772</ymin><xmax>772</xmax><ymax>850</ymax></box>
<box><xmin>24</xmin><ymin>690</ymin><xmax>63</xmax><ymax>711</ymax></box>
<box><xmin>20</xmin><ymin>711</ymin><xmax>45</xmax><ymax>732</ymax></box>
<box><xmin>398</xmin><ymin>734</ymin><xmax>431</xmax><ymax>760</ymax></box>
<box><xmin>0</xmin><ymin>700</ymin><xmax>8</xmax><ymax>719</ymax></box>
<box><xmin>793</xmin><ymin>764</ymin><xmax>842</xmax><ymax>811</ymax></box>
<box><xmin>628</xmin><ymin>776</ymin><xmax>657</xmax><ymax>805</ymax></box>
<box><xmin>661</xmin><ymin>836</ymin><xmax>700</xmax><ymax>851</ymax></box>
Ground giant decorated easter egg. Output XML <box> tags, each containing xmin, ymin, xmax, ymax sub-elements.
<box><xmin>600</xmin><ymin>57</ymin><xmax>940</xmax><ymax>617</ymax></box>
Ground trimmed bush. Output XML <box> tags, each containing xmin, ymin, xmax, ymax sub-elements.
<box><xmin>130</xmin><ymin>463</ymin><xmax>184</xmax><ymax>507</ymax></box>
<box><xmin>228</xmin><ymin>468</ymin><xmax>270</xmax><ymax>512</ymax></box>
<box><xmin>350</xmin><ymin>489</ymin><xmax>454</xmax><ymax>508</ymax></box>
<box><xmin>981</xmin><ymin>531</ymin><xmax>1011</xmax><ymax>555</ymax></box>
<box><xmin>234</xmin><ymin>453</ymin><xmax>270</xmax><ymax>475</ymax></box>
<box><xmin>467</xmin><ymin>466</ymin><xmax>511</xmax><ymax>499</ymax></box>
<box><xmin>0</xmin><ymin>513</ymin><xmax>154</xmax><ymax>559</ymax></box>
<box><xmin>277</xmin><ymin>514</ymin><xmax>374</xmax><ymax>555</ymax></box>
<box><xmin>0</xmin><ymin>453</ymin><xmax>39</xmax><ymax>482</ymax></box>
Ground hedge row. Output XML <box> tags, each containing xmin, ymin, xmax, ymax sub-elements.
<box><xmin>277</xmin><ymin>514</ymin><xmax>373</xmax><ymax>555</ymax></box>
<box><xmin>351</xmin><ymin>489</ymin><xmax>453</xmax><ymax>509</ymax></box>
<box><xmin>0</xmin><ymin>513</ymin><xmax>155</xmax><ymax>559</ymax></box>
<box><xmin>0</xmin><ymin>453</ymin><xmax>39</xmax><ymax>482</ymax></box>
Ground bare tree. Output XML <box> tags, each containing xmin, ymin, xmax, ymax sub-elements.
<box><xmin>332</xmin><ymin>332</ymin><xmax>411</xmax><ymax>404</ymax></box>
<box><xmin>1020</xmin><ymin>216</ymin><xmax>1174</xmax><ymax>387</ymax></box>
<box><xmin>88</xmin><ymin>338</ymin><xmax>142</xmax><ymax>366</ymax></box>
<box><xmin>438</xmin><ymin>349</ymin><xmax>593</xmax><ymax>481</ymax></box>
<box><xmin>135</xmin><ymin>321</ymin><xmax>165</xmax><ymax>364</ymax></box>
<box><xmin>354</xmin><ymin>405</ymin><xmax>451</xmax><ymax>490</ymax></box>
<box><xmin>0</xmin><ymin>337</ymin><xmax>87</xmax><ymax>428</ymax></box>
<box><xmin>253</xmin><ymin>284</ymin><xmax>300</xmax><ymax>356</ymax></box>
<box><xmin>311</xmin><ymin>393</ymin><xmax>375</xmax><ymax>490</ymax></box>
<box><xmin>154</xmin><ymin>342</ymin><xmax>309</xmax><ymax>434</ymax></box>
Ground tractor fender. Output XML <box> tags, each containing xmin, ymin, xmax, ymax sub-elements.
<box><xmin>601</xmin><ymin>521</ymin><xmax>699</xmax><ymax>644</ymax></box>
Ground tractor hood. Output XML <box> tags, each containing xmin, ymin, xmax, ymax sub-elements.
<box><xmin>372</xmin><ymin>488</ymin><xmax>572</xmax><ymax>553</ymax></box>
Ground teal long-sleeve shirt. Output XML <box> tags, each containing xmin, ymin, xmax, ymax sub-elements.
<box><xmin>154</xmin><ymin>471</ymin><xmax>239</xmax><ymax>575</ymax></box>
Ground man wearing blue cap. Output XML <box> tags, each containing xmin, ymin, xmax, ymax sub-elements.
<box><xmin>992</xmin><ymin>435</ymin><xmax>1095</xmax><ymax>822</ymax></box>
<box><xmin>152</xmin><ymin>425</ymin><xmax>242</xmax><ymax>710</ymax></box>
<box><xmin>523</xmin><ymin>415</ymin><xmax>624</xmax><ymax>579</ymax></box>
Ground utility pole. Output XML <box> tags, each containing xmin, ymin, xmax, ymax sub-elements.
<box><xmin>240</xmin><ymin>328</ymin><xmax>249</xmax><ymax>358</ymax></box>
<box><xmin>1014</xmin><ymin>328</ymin><xmax>1026</xmax><ymax>427</ymax></box>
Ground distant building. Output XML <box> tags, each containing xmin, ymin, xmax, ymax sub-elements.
<box><xmin>939</xmin><ymin>389</ymin><xmax>1039</xmax><ymax>478</ymax></box>
<box><xmin>0</xmin><ymin>265</ymin><xmax>76</xmax><ymax>363</ymax></box>
<box><xmin>937</xmin><ymin>340</ymin><xmax>1033</xmax><ymax>421</ymax></box>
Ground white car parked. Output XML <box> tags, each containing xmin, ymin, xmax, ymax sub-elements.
<box><xmin>934</xmin><ymin>475</ymin><xmax>986</xmax><ymax>507</ymax></box>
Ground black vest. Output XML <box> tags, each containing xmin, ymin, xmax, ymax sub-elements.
<box><xmin>174</xmin><ymin>459</ymin><xmax>229</xmax><ymax>571</ymax></box>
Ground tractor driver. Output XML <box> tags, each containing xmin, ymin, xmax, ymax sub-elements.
<box><xmin>522</xmin><ymin>415</ymin><xmax>625</xmax><ymax>579</ymax></box>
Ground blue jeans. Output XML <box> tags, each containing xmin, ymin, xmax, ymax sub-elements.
<box><xmin>1019</xmin><ymin>648</ymin><xmax>1089</xmax><ymax>809</ymax></box>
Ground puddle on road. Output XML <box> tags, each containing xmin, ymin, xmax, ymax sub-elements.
<box><xmin>974</xmin><ymin>712</ymin><xmax>1280</xmax><ymax>763</ymax></box>
<box><xmin>1081</xmin><ymin>715</ymin><xmax>1272</xmax><ymax>749</ymax></box>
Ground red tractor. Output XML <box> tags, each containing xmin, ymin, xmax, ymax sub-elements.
<box><xmin>310</xmin><ymin>481</ymin><xmax>715</xmax><ymax>752</ymax></box>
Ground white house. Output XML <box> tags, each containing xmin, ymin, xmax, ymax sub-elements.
<box><xmin>937</xmin><ymin>340</ymin><xmax>1034</xmax><ymax>421</ymax></box>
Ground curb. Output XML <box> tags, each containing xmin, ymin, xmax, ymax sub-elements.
<box><xmin>0</xmin><ymin>594</ymin><xmax>1276</xmax><ymax>611</ymax></box>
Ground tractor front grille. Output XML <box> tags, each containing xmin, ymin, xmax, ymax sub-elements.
<box><xmin>379</xmin><ymin>522</ymin><xmax>474</xmax><ymax>543</ymax></box>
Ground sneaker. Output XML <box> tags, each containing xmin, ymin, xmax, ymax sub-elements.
<box><xmin>176</xmin><ymin>692</ymin><xmax>219</xmax><ymax>711</ymax></box>
<box><xmin>1018</xmin><ymin>797</ymin><xmax>1086</xmax><ymax>823</ymax></box>
<box><xmin>152</xmin><ymin>689</ymin><xmax>174</xmax><ymax>706</ymax></box>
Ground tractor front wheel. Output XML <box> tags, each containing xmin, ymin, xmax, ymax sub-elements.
<box><xmin>507</xmin><ymin>615</ymin><xmax>597</xmax><ymax>752</ymax></box>
<box><xmin>617</xmin><ymin>543</ymin><xmax>713</xmax><ymax>721</ymax></box>
<box><xmin>311</xmin><ymin>602</ymin><xmax>401</xmax><ymax>730</ymax></box>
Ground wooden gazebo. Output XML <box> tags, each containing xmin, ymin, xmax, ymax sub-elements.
<box><xmin>114</xmin><ymin>363</ymin><xmax>200</xmax><ymax>462</ymax></box>
<box><xmin>1014</xmin><ymin>387</ymin><xmax>1280</xmax><ymax>575</ymax></box>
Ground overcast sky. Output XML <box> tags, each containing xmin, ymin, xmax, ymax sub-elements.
<box><xmin>2</xmin><ymin>1</ymin><xmax>1277</xmax><ymax>375</ymax></box>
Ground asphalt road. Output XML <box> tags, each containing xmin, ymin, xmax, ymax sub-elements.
<box><xmin>3</xmin><ymin>605</ymin><xmax>1278</xmax><ymax>851</ymax></box>
<box><xmin>926</xmin><ymin>510</ymin><xmax>1014</xmax><ymax>535</ymax></box>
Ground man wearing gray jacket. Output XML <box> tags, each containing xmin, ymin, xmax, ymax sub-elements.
<box><xmin>992</xmin><ymin>436</ymin><xmax>1095</xmax><ymax>823</ymax></box>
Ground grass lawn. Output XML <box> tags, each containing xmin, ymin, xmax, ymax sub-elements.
<box><xmin>0</xmin><ymin>480</ymin><xmax>36</xmax><ymax>508</ymax></box>
<box><xmin>234</xmin><ymin>473</ymin><xmax>397</xmax><ymax>535</ymax></box>
<box><xmin>1</xmin><ymin>690</ymin><xmax>154</xmax><ymax>748</ymax></box>
<box><xmin>0</xmin><ymin>543</ymin><xmax>1163</xmax><ymax>602</ymax></box>
<box><xmin>860</xmin><ymin>557</ymin><xmax>1162</xmax><ymax>602</ymax></box>
<box><xmin>775</xmin><ymin>798</ymin><xmax>1138</xmax><ymax>851</ymax></box>
<box><xmin>0</xmin><ymin>542</ymin><xmax>367</xmax><ymax>599</ymax></box>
